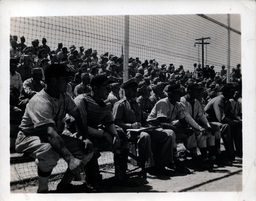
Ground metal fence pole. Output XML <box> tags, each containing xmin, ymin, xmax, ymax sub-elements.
<box><xmin>123</xmin><ymin>15</ymin><xmax>129</xmax><ymax>82</ymax></box>
<box><xmin>227</xmin><ymin>14</ymin><xmax>231</xmax><ymax>83</ymax></box>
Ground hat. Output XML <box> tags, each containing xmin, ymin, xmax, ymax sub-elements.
<box><xmin>32</xmin><ymin>67</ymin><xmax>43</xmax><ymax>74</ymax></box>
<box><xmin>39</xmin><ymin>48</ymin><xmax>46</xmax><ymax>54</ymax></box>
<box><xmin>221</xmin><ymin>83</ymin><xmax>235</xmax><ymax>92</ymax></box>
<box><xmin>164</xmin><ymin>84</ymin><xmax>181</xmax><ymax>93</ymax></box>
<box><xmin>81</xmin><ymin>73</ymin><xmax>90</xmax><ymax>79</ymax></box>
<box><xmin>138</xmin><ymin>66</ymin><xmax>144</xmax><ymax>71</ymax></box>
<box><xmin>138</xmin><ymin>80</ymin><xmax>146</xmax><ymax>88</ymax></box>
<box><xmin>103</xmin><ymin>52</ymin><xmax>109</xmax><ymax>57</ymax></box>
<box><xmin>117</xmin><ymin>57</ymin><xmax>123</xmax><ymax>63</ymax></box>
<box><xmin>10</xmin><ymin>58</ymin><xmax>19</xmax><ymax>65</ymax></box>
<box><xmin>129</xmin><ymin>57</ymin><xmax>134</xmax><ymax>63</ymax></box>
<box><xmin>90</xmin><ymin>74</ymin><xmax>114</xmax><ymax>87</ymax></box>
<box><xmin>137</xmin><ymin>85</ymin><xmax>151</xmax><ymax>95</ymax></box>
<box><xmin>135</xmin><ymin>73</ymin><xmax>143</xmax><ymax>79</ymax></box>
<box><xmin>111</xmin><ymin>82</ymin><xmax>120</xmax><ymax>88</ymax></box>
<box><xmin>44</xmin><ymin>63</ymin><xmax>71</xmax><ymax>81</ymax></box>
<box><xmin>41</xmin><ymin>58</ymin><xmax>50</xmax><ymax>63</ymax></box>
<box><xmin>187</xmin><ymin>83</ymin><xmax>204</xmax><ymax>91</ymax></box>
<box><xmin>69</xmin><ymin>45</ymin><xmax>76</xmax><ymax>49</ymax></box>
<box><xmin>152</xmin><ymin>82</ymin><xmax>165</xmax><ymax>91</ymax></box>
<box><xmin>91</xmin><ymin>50</ymin><xmax>97</xmax><ymax>55</ymax></box>
<box><xmin>62</xmin><ymin>47</ymin><xmax>69</xmax><ymax>53</ymax></box>
<box><xmin>121</xmin><ymin>78</ymin><xmax>138</xmax><ymax>89</ymax></box>
<box><xmin>144</xmin><ymin>76</ymin><xmax>151</xmax><ymax>81</ymax></box>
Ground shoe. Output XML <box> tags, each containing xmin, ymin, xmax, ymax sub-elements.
<box><xmin>191</xmin><ymin>157</ymin><xmax>213</xmax><ymax>170</ymax></box>
<box><xmin>113</xmin><ymin>177</ymin><xmax>140</xmax><ymax>187</ymax></box>
<box><xmin>37</xmin><ymin>189</ymin><xmax>48</xmax><ymax>193</ymax></box>
<box><xmin>146</xmin><ymin>167</ymin><xmax>160</xmax><ymax>176</ymax></box>
<box><xmin>56</xmin><ymin>182</ymin><xmax>96</xmax><ymax>193</ymax></box>
<box><xmin>174</xmin><ymin>163</ymin><xmax>191</xmax><ymax>174</ymax></box>
<box><xmin>235</xmin><ymin>152</ymin><xmax>243</xmax><ymax>158</ymax></box>
<box><xmin>212</xmin><ymin>156</ymin><xmax>232</xmax><ymax>167</ymax></box>
<box><xmin>147</xmin><ymin>167</ymin><xmax>172</xmax><ymax>176</ymax></box>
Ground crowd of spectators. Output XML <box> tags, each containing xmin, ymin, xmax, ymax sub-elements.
<box><xmin>10</xmin><ymin>35</ymin><xmax>242</xmax><ymax>193</ymax></box>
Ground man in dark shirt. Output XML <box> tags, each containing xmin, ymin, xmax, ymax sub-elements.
<box><xmin>113</xmin><ymin>78</ymin><xmax>174</xmax><ymax>176</ymax></box>
<box><xmin>74</xmin><ymin>74</ymin><xmax>137</xmax><ymax>188</ymax></box>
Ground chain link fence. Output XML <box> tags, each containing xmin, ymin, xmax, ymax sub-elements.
<box><xmin>10</xmin><ymin>14</ymin><xmax>241</xmax><ymax>72</ymax></box>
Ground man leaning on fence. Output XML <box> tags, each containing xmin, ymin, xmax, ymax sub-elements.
<box><xmin>15</xmin><ymin>63</ymin><xmax>93</xmax><ymax>193</ymax></box>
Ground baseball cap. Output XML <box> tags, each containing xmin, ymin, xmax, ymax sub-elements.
<box><xmin>164</xmin><ymin>83</ymin><xmax>181</xmax><ymax>93</ymax></box>
<box><xmin>187</xmin><ymin>83</ymin><xmax>204</xmax><ymax>91</ymax></box>
<box><xmin>90</xmin><ymin>74</ymin><xmax>114</xmax><ymax>87</ymax></box>
<box><xmin>44</xmin><ymin>63</ymin><xmax>71</xmax><ymax>81</ymax></box>
<box><xmin>121</xmin><ymin>78</ymin><xmax>138</xmax><ymax>89</ymax></box>
<box><xmin>220</xmin><ymin>83</ymin><xmax>235</xmax><ymax>92</ymax></box>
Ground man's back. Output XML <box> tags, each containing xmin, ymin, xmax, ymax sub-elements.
<box><xmin>204</xmin><ymin>95</ymin><xmax>224</xmax><ymax>122</ymax></box>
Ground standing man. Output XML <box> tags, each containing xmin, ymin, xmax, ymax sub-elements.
<box><xmin>17</xmin><ymin>36</ymin><xmax>27</xmax><ymax>53</ymax></box>
<box><xmin>40</xmin><ymin>38</ymin><xmax>51</xmax><ymax>54</ymax></box>
<box><xmin>74</xmin><ymin>74</ymin><xmax>137</xmax><ymax>188</ymax></box>
<box><xmin>15</xmin><ymin>63</ymin><xmax>93</xmax><ymax>193</ymax></box>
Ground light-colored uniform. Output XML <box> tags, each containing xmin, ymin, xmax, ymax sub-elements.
<box><xmin>15</xmin><ymin>89</ymin><xmax>92</xmax><ymax>173</ymax></box>
<box><xmin>180</xmin><ymin>96</ymin><xmax>216</xmax><ymax>148</ymax></box>
<box><xmin>147</xmin><ymin>97</ymin><xmax>198</xmax><ymax>150</ymax></box>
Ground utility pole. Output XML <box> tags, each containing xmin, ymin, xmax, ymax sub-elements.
<box><xmin>195</xmin><ymin>37</ymin><xmax>210</xmax><ymax>68</ymax></box>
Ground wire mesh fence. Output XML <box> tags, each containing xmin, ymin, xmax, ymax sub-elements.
<box><xmin>10</xmin><ymin>14</ymin><xmax>241</xmax><ymax>72</ymax></box>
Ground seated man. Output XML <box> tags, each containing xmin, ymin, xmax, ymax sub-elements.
<box><xmin>136</xmin><ymin>84</ymin><xmax>155</xmax><ymax>125</ymax></box>
<box><xmin>180</xmin><ymin>83</ymin><xmax>221</xmax><ymax>166</ymax></box>
<box><xmin>73</xmin><ymin>72</ymin><xmax>91</xmax><ymax>97</ymax></box>
<box><xmin>74</xmin><ymin>74</ymin><xmax>137</xmax><ymax>188</ymax></box>
<box><xmin>15</xmin><ymin>63</ymin><xmax>93</xmax><ymax>193</ymax></box>
<box><xmin>147</xmin><ymin>83</ymin><xmax>209</xmax><ymax>170</ymax></box>
<box><xmin>205</xmin><ymin>83</ymin><xmax>242</xmax><ymax>159</ymax></box>
<box><xmin>113</xmin><ymin>78</ymin><xmax>174</xmax><ymax>176</ymax></box>
<box><xmin>107</xmin><ymin>82</ymin><xmax>121</xmax><ymax>108</ymax></box>
<box><xmin>149</xmin><ymin>82</ymin><xmax>166</xmax><ymax>106</ymax></box>
<box><xmin>19</xmin><ymin>67</ymin><xmax>45</xmax><ymax>110</ymax></box>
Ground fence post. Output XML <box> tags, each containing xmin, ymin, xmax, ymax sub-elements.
<box><xmin>123</xmin><ymin>15</ymin><xmax>129</xmax><ymax>82</ymax></box>
<box><xmin>227</xmin><ymin>14</ymin><xmax>231</xmax><ymax>83</ymax></box>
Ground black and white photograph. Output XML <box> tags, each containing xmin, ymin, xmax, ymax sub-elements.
<box><xmin>1</xmin><ymin>0</ymin><xmax>255</xmax><ymax>201</ymax></box>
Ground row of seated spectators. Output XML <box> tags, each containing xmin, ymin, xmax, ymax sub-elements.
<box><xmin>10</xmin><ymin>35</ymin><xmax>242</xmax><ymax>149</ymax></box>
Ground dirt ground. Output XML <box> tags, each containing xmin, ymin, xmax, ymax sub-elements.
<box><xmin>11</xmin><ymin>157</ymin><xmax>242</xmax><ymax>193</ymax></box>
